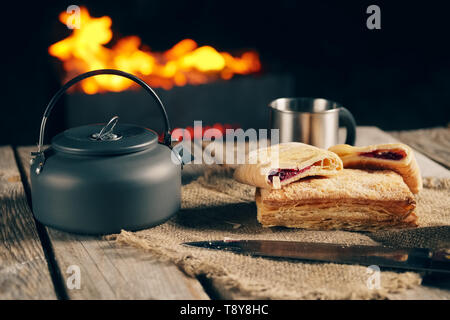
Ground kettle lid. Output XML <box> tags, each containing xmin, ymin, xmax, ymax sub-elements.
<box><xmin>51</xmin><ymin>121</ymin><xmax>158</xmax><ymax>156</ymax></box>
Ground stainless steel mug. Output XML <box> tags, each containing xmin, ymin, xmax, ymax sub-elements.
<box><xmin>269</xmin><ymin>97</ymin><xmax>356</xmax><ymax>149</ymax></box>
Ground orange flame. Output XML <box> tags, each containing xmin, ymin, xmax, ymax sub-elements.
<box><xmin>49</xmin><ymin>7</ymin><xmax>261</xmax><ymax>94</ymax></box>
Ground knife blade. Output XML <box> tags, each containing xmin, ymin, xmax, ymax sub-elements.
<box><xmin>183</xmin><ymin>240</ymin><xmax>450</xmax><ymax>273</ymax></box>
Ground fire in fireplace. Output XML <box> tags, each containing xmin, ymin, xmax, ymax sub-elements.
<box><xmin>48</xmin><ymin>6</ymin><xmax>293</xmax><ymax>134</ymax></box>
<box><xmin>49</xmin><ymin>6</ymin><xmax>261</xmax><ymax>93</ymax></box>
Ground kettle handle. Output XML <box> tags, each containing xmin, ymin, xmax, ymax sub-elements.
<box><xmin>36</xmin><ymin>69</ymin><xmax>172</xmax><ymax>154</ymax></box>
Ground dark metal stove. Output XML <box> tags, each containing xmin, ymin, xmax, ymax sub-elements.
<box><xmin>65</xmin><ymin>74</ymin><xmax>294</xmax><ymax>132</ymax></box>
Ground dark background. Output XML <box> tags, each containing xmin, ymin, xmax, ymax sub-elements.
<box><xmin>1</xmin><ymin>0</ymin><xmax>449</xmax><ymax>146</ymax></box>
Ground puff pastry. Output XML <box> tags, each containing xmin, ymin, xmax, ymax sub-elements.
<box><xmin>234</xmin><ymin>142</ymin><xmax>343</xmax><ymax>189</ymax></box>
<box><xmin>256</xmin><ymin>169</ymin><xmax>417</xmax><ymax>231</ymax></box>
<box><xmin>328</xmin><ymin>143</ymin><xmax>422</xmax><ymax>194</ymax></box>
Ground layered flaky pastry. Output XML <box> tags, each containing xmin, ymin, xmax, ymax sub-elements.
<box><xmin>234</xmin><ymin>142</ymin><xmax>343</xmax><ymax>189</ymax></box>
<box><xmin>256</xmin><ymin>169</ymin><xmax>417</xmax><ymax>231</ymax></box>
<box><xmin>328</xmin><ymin>143</ymin><xmax>422</xmax><ymax>194</ymax></box>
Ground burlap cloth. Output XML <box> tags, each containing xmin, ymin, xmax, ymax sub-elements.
<box><xmin>108</xmin><ymin>166</ymin><xmax>450</xmax><ymax>300</ymax></box>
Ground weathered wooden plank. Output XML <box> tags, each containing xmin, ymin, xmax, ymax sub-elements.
<box><xmin>17</xmin><ymin>146</ymin><xmax>209</xmax><ymax>300</ymax></box>
<box><xmin>0</xmin><ymin>146</ymin><xmax>56</xmax><ymax>299</ymax></box>
<box><xmin>16</xmin><ymin>127</ymin><xmax>450</xmax><ymax>300</ymax></box>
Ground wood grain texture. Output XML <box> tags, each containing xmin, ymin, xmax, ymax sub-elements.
<box><xmin>14</xmin><ymin>127</ymin><xmax>450</xmax><ymax>300</ymax></box>
<box><xmin>17</xmin><ymin>146</ymin><xmax>209</xmax><ymax>300</ymax></box>
<box><xmin>0</xmin><ymin>146</ymin><xmax>56</xmax><ymax>299</ymax></box>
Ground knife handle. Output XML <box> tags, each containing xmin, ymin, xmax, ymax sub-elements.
<box><xmin>430</xmin><ymin>249</ymin><xmax>450</xmax><ymax>272</ymax></box>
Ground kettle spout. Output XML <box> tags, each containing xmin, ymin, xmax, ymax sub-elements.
<box><xmin>30</xmin><ymin>151</ymin><xmax>46</xmax><ymax>175</ymax></box>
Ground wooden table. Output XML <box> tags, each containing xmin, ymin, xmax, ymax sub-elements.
<box><xmin>1</xmin><ymin>127</ymin><xmax>449</xmax><ymax>300</ymax></box>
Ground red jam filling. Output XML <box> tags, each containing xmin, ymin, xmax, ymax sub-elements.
<box><xmin>268</xmin><ymin>165</ymin><xmax>312</xmax><ymax>183</ymax></box>
<box><xmin>359</xmin><ymin>149</ymin><xmax>406</xmax><ymax>160</ymax></box>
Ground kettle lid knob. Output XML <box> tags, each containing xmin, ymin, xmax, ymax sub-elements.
<box><xmin>90</xmin><ymin>116</ymin><xmax>122</xmax><ymax>141</ymax></box>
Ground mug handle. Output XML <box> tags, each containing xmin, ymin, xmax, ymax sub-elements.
<box><xmin>339</xmin><ymin>107</ymin><xmax>356</xmax><ymax>145</ymax></box>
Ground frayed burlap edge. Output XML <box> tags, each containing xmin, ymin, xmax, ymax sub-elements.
<box><xmin>103</xmin><ymin>174</ymin><xmax>448</xmax><ymax>300</ymax></box>
<box><xmin>423</xmin><ymin>177</ymin><xmax>450</xmax><ymax>189</ymax></box>
<box><xmin>107</xmin><ymin>230</ymin><xmax>421</xmax><ymax>300</ymax></box>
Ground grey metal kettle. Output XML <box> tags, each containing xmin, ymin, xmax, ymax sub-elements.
<box><xmin>30</xmin><ymin>69</ymin><xmax>181</xmax><ymax>235</ymax></box>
